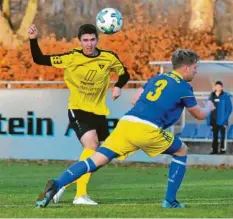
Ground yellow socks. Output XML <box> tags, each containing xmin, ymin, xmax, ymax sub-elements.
<box><xmin>75</xmin><ymin>148</ymin><xmax>95</xmax><ymax>197</ymax></box>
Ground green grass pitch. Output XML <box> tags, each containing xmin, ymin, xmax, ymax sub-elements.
<box><xmin>0</xmin><ymin>160</ymin><xmax>233</xmax><ymax>218</ymax></box>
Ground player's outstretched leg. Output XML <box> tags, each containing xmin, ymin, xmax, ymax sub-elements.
<box><xmin>36</xmin><ymin>158</ymin><xmax>97</xmax><ymax>208</ymax></box>
<box><xmin>52</xmin><ymin>148</ymin><xmax>96</xmax><ymax>204</ymax></box>
<box><xmin>162</xmin><ymin>144</ymin><xmax>187</xmax><ymax>208</ymax></box>
<box><xmin>36</xmin><ymin>148</ymin><xmax>117</xmax><ymax>208</ymax></box>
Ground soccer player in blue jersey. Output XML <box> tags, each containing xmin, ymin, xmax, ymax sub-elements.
<box><xmin>36</xmin><ymin>49</ymin><xmax>215</xmax><ymax>208</ymax></box>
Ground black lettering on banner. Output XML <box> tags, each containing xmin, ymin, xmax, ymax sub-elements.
<box><xmin>9</xmin><ymin>118</ymin><xmax>24</xmax><ymax>134</ymax></box>
<box><xmin>85</xmin><ymin>70</ymin><xmax>97</xmax><ymax>81</ymax></box>
<box><xmin>36</xmin><ymin>118</ymin><xmax>53</xmax><ymax>135</ymax></box>
<box><xmin>0</xmin><ymin>112</ymin><xmax>54</xmax><ymax>136</ymax></box>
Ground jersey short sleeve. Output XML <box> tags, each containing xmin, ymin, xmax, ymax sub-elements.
<box><xmin>50</xmin><ymin>51</ymin><xmax>73</xmax><ymax>69</ymax></box>
<box><xmin>110</xmin><ymin>53</ymin><xmax>125</xmax><ymax>76</ymax></box>
<box><xmin>180</xmin><ymin>85</ymin><xmax>197</xmax><ymax>108</ymax></box>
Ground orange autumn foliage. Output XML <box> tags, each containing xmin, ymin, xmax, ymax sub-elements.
<box><xmin>1</xmin><ymin>3</ymin><xmax>233</xmax><ymax>88</ymax></box>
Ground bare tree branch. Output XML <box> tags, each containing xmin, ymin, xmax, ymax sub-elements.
<box><xmin>2</xmin><ymin>0</ymin><xmax>10</xmax><ymax>18</ymax></box>
<box><xmin>16</xmin><ymin>0</ymin><xmax>38</xmax><ymax>40</ymax></box>
<box><xmin>0</xmin><ymin>10</ymin><xmax>21</xmax><ymax>48</ymax></box>
<box><xmin>189</xmin><ymin>0</ymin><xmax>215</xmax><ymax>32</ymax></box>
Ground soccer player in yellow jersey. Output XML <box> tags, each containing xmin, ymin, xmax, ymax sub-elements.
<box><xmin>28</xmin><ymin>24</ymin><xmax>130</xmax><ymax>205</ymax></box>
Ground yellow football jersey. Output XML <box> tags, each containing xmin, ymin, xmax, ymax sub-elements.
<box><xmin>50</xmin><ymin>49</ymin><xmax>125</xmax><ymax>115</ymax></box>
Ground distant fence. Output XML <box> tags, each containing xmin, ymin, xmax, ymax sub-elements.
<box><xmin>0</xmin><ymin>80</ymin><xmax>147</xmax><ymax>89</ymax></box>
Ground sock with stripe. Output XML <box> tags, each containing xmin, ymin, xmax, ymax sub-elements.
<box><xmin>165</xmin><ymin>155</ymin><xmax>187</xmax><ymax>203</ymax></box>
<box><xmin>55</xmin><ymin>158</ymin><xmax>96</xmax><ymax>190</ymax></box>
<box><xmin>63</xmin><ymin>148</ymin><xmax>95</xmax><ymax>190</ymax></box>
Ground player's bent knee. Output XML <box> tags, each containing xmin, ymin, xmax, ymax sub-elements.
<box><xmin>83</xmin><ymin>143</ymin><xmax>99</xmax><ymax>151</ymax></box>
<box><xmin>88</xmin><ymin>151</ymin><xmax>111</xmax><ymax>170</ymax></box>
<box><xmin>173</xmin><ymin>143</ymin><xmax>188</xmax><ymax>156</ymax></box>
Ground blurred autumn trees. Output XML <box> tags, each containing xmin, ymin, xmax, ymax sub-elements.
<box><xmin>189</xmin><ymin>0</ymin><xmax>215</xmax><ymax>32</ymax></box>
<box><xmin>1</xmin><ymin>0</ymin><xmax>233</xmax><ymax>86</ymax></box>
<box><xmin>0</xmin><ymin>0</ymin><xmax>38</xmax><ymax>48</ymax></box>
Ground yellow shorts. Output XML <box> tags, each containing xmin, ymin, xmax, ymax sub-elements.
<box><xmin>102</xmin><ymin>119</ymin><xmax>175</xmax><ymax>160</ymax></box>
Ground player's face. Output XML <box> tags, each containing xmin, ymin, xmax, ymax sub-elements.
<box><xmin>80</xmin><ymin>34</ymin><xmax>98</xmax><ymax>56</ymax></box>
<box><xmin>185</xmin><ymin>63</ymin><xmax>198</xmax><ymax>82</ymax></box>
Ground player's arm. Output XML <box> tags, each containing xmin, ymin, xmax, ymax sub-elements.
<box><xmin>132</xmin><ymin>87</ymin><xmax>144</xmax><ymax>105</ymax></box>
<box><xmin>111</xmin><ymin>53</ymin><xmax>130</xmax><ymax>88</ymax></box>
<box><xmin>131</xmin><ymin>80</ymin><xmax>149</xmax><ymax>105</ymax></box>
<box><xmin>29</xmin><ymin>38</ymin><xmax>52</xmax><ymax>66</ymax></box>
<box><xmin>28</xmin><ymin>24</ymin><xmax>71</xmax><ymax>68</ymax></box>
<box><xmin>114</xmin><ymin>67</ymin><xmax>130</xmax><ymax>88</ymax></box>
<box><xmin>187</xmin><ymin>101</ymin><xmax>215</xmax><ymax>120</ymax></box>
<box><xmin>110</xmin><ymin>53</ymin><xmax>130</xmax><ymax>100</ymax></box>
<box><xmin>181</xmin><ymin>86</ymin><xmax>215</xmax><ymax>120</ymax></box>
<box><xmin>28</xmin><ymin>24</ymin><xmax>52</xmax><ymax>66</ymax></box>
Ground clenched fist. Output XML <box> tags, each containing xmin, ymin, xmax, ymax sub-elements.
<box><xmin>28</xmin><ymin>24</ymin><xmax>38</xmax><ymax>39</ymax></box>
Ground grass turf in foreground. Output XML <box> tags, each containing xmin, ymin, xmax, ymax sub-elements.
<box><xmin>0</xmin><ymin>160</ymin><xmax>233</xmax><ymax>218</ymax></box>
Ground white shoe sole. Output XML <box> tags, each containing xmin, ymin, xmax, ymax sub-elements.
<box><xmin>73</xmin><ymin>202</ymin><xmax>98</xmax><ymax>205</ymax></box>
<box><xmin>73</xmin><ymin>197</ymin><xmax>98</xmax><ymax>205</ymax></box>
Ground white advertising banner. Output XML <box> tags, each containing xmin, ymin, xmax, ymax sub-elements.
<box><xmin>0</xmin><ymin>88</ymin><xmax>155</xmax><ymax>162</ymax></box>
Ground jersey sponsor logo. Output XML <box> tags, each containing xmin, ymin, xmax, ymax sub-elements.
<box><xmin>52</xmin><ymin>56</ymin><xmax>63</xmax><ymax>64</ymax></box>
<box><xmin>85</xmin><ymin>70</ymin><xmax>97</xmax><ymax>81</ymax></box>
<box><xmin>98</xmin><ymin>64</ymin><xmax>105</xmax><ymax>69</ymax></box>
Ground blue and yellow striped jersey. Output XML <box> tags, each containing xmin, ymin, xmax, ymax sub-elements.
<box><xmin>126</xmin><ymin>71</ymin><xmax>197</xmax><ymax>129</ymax></box>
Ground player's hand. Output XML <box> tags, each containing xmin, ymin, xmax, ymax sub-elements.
<box><xmin>28</xmin><ymin>24</ymin><xmax>38</xmax><ymax>39</ymax></box>
<box><xmin>204</xmin><ymin>100</ymin><xmax>215</xmax><ymax>111</ymax></box>
<box><xmin>112</xmin><ymin>87</ymin><xmax>121</xmax><ymax>100</ymax></box>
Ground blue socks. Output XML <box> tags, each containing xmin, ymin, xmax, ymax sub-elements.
<box><xmin>53</xmin><ymin>147</ymin><xmax>118</xmax><ymax>191</ymax></box>
<box><xmin>55</xmin><ymin>158</ymin><xmax>96</xmax><ymax>190</ymax></box>
<box><xmin>165</xmin><ymin>155</ymin><xmax>187</xmax><ymax>203</ymax></box>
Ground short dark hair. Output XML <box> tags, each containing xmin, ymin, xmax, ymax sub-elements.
<box><xmin>215</xmin><ymin>81</ymin><xmax>223</xmax><ymax>86</ymax></box>
<box><xmin>172</xmin><ymin>49</ymin><xmax>200</xmax><ymax>69</ymax></box>
<box><xmin>78</xmin><ymin>24</ymin><xmax>98</xmax><ymax>40</ymax></box>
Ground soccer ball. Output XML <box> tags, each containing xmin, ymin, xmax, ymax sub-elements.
<box><xmin>96</xmin><ymin>8</ymin><xmax>123</xmax><ymax>34</ymax></box>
